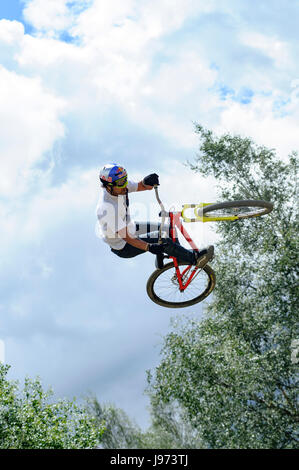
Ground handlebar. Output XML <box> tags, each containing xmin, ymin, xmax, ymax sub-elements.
<box><xmin>154</xmin><ymin>185</ymin><xmax>164</xmax><ymax>210</ymax></box>
<box><xmin>154</xmin><ymin>185</ymin><xmax>166</xmax><ymax>244</ymax></box>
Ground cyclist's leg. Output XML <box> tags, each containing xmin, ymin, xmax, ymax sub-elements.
<box><xmin>110</xmin><ymin>222</ymin><xmax>161</xmax><ymax>258</ymax></box>
<box><xmin>111</xmin><ymin>244</ymin><xmax>144</xmax><ymax>258</ymax></box>
<box><xmin>111</xmin><ymin>231</ymin><xmax>178</xmax><ymax>259</ymax></box>
<box><xmin>161</xmin><ymin>238</ymin><xmax>196</xmax><ymax>264</ymax></box>
<box><xmin>135</xmin><ymin>222</ymin><xmax>196</xmax><ymax>264</ymax></box>
<box><xmin>138</xmin><ymin>232</ymin><xmax>196</xmax><ymax>265</ymax></box>
<box><xmin>111</xmin><ymin>229</ymin><xmax>163</xmax><ymax>259</ymax></box>
<box><xmin>111</xmin><ymin>222</ymin><xmax>195</xmax><ymax>264</ymax></box>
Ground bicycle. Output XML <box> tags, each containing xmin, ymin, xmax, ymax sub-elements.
<box><xmin>146</xmin><ymin>186</ymin><xmax>273</xmax><ymax>308</ymax></box>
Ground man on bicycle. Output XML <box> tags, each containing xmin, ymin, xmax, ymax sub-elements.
<box><xmin>96</xmin><ymin>163</ymin><xmax>214</xmax><ymax>268</ymax></box>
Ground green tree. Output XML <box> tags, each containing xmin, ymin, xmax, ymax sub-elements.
<box><xmin>87</xmin><ymin>397</ymin><xmax>142</xmax><ymax>449</ymax></box>
<box><xmin>0</xmin><ymin>364</ymin><xmax>104</xmax><ymax>449</ymax></box>
<box><xmin>139</xmin><ymin>400</ymin><xmax>203</xmax><ymax>449</ymax></box>
<box><xmin>147</xmin><ymin>126</ymin><xmax>299</xmax><ymax>449</ymax></box>
<box><xmin>88</xmin><ymin>397</ymin><xmax>203</xmax><ymax>449</ymax></box>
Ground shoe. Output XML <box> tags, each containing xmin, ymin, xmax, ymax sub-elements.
<box><xmin>194</xmin><ymin>245</ymin><xmax>214</xmax><ymax>269</ymax></box>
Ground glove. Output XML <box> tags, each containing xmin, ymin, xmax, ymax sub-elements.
<box><xmin>143</xmin><ymin>173</ymin><xmax>159</xmax><ymax>187</ymax></box>
<box><xmin>148</xmin><ymin>242</ymin><xmax>166</xmax><ymax>255</ymax></box>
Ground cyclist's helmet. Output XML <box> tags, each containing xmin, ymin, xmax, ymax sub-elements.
<box><xmin>99</xmin><ymin>164</ymin><xmax>128</xmax><ymax>188</ymax></box>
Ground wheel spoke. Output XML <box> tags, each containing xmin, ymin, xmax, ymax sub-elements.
<box><xmin>151</xmin><ymin>263</ymin><xmax>211</xmax><ymax>304</ymax></box>
<box><xmin>203</xmin><ymin>200</ymin><xmax>273</xmax><ymax>219</ymax></box>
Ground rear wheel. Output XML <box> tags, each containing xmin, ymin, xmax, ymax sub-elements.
<box><xmin>202</xmin><ymin>200</ymin><xmax>273</xmax><ymax>220</ymax></box>
<box><xmin>147</xmin><ymin>262</ymin><xmax>216</xmax><ymax>308</ymax></box>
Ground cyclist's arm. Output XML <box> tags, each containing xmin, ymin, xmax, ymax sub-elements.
<box><xmin>137</xmin><ymin>181</ymin><xmax>154</xmax><ymax>192</ymax></box>
<box><xmin>117</xmin><ymin>227</ymin><xmax>149</xmax><ymax>251</ymax></box>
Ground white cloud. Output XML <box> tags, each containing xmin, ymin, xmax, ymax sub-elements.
<box><xmin>2</xmin><ymin>168</ymin><xmax>97</xmax><ymax>247</ymax></box>
<box><xmin>23</xmin><ymin>0</ymin><xmax>73</xmax><ymax>35</ymax></box>
<box><xmin>9</xmin><ymin>2</ymin><xmax>220</xmax><ymax>149</ymax></box>
<box><xmin>0</xmin><ymin>20</ymin><xmax>26</xmax><ymax>70</ymax></box>
<box><xmin>216</xmin><ymin>88</ymin><xmax>299</xmax><ymax>159</ymax></box>
<box><xmin>123</xmin><ymin>50</ymin><xmax>220</xmax><ymax>147</ymax></box>
<box><xmin>7</xmin><ymin>1</ymin><xmax>297</xmax><ymax>143</ymax></box>
<box><xmin>71</xmin><ymin>0</ymin><xmax>216</xmax><ymax>46</ymax></box>
<box><xmin>0</xmin><ymin>19</ymin><xmax>24</xmax><ymax>44</ymax></box>
<box><xmin>0</xmin><ymin>167</ymin><xmax>98</xmax><ymax>291</ymax></box>
<box><xmin>12</xmin><ymin>0</ymin><xmax>298</xmax><ymax>157</ymax></box>
<box><xmin>0</xmin><ymin>66</ymin><xmax>66</xmax><ymax>197</ymax></box>
<box><xmin>240</xmin><ymin>31</ymin><xmax>292</xmax><ymax>69</ymax></box>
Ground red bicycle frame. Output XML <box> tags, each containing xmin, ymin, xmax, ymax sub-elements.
<box><xmin>154</xmin><ymin>185</ymin><xmax>202</xmax><ymax>292</ymax></box>
<box><xmin>168</xmin><ymin>211</ymin><xmax>200</xmax><ymax>292</ymax></box>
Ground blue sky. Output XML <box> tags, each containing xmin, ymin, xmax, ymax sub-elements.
<box><xmin>0</xmin><ymin>1</ymin><xmax>23</xmax><ymax>21</ymax></box>
<box><xmin>0</xmin><ymin>0</ymin><xmax>299</xmax><ymax>429</ymax></box>
<box><xmin>0</xmin><ymin>0</ymin><xmax>33</xmax><ymax>34</ymax></box>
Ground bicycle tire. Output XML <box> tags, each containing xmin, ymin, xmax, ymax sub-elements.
<box><xmin>146</xmin><ymin>262</ymin><xmax>216</xmax><ymax>308</ymax></box>
<box><xmin>202</xmin><ymin>199</ymin><xmax>273</xmax><ymax>219</ymax></box>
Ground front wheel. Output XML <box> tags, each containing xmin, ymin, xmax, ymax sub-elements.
<box><xmin>147</xmin><ymin>262</ymin><xmax>216</xmax><ymax>308</ymax></box>
<box><xmin>202</xmin><ymin>200</ymin><xmax>273</xmax><ymax>220</ymax></box>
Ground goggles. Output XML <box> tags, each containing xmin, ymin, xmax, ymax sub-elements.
<box><xmin>114</xmin><ymin>176</ymin><xmax>128</xmax><ymax>188</ymax></box>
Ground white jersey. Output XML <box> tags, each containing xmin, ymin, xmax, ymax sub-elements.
<box><xmin>95</xmin><ymin>180</ymin><xmax>138</xmax><ymax>250</ymax></box>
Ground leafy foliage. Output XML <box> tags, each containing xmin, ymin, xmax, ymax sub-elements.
<box><xmin>88</xmin><ymin>396</ymin><xmax>203</xmax><ymax>449</ymax></box>
<box><xmin>87</xmin><ymin>397</ymin><xmax>142</xmax><ymax>449</ymax></box>
<box><xmin>0</xmin><ymin>364</ymin><xmax>104</xmax><ymax>449</ymax></box>
<box><xmin>148</xmin><ymin>126</ymin><xmax>299</xmax><ymax>448</ymax></box>
<box><xmin>140</xmin><ymin>399</ymin><xmax>203</xmax><ymax>449</ymax></box>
